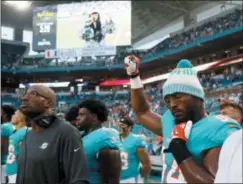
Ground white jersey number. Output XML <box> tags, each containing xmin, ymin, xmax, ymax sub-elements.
<box><xmin>6</xmin><ymin>144</ymin><xmax>16</xmax><ymax>164</ymax></box>
<box><xmin>121</xmin><ymin>152</ymin><xmax>129</xmax><ymax>170</ymax></box>
<box><xmin>161</xmin><ymin>145</ymin><xmax>185</xmax><ymax>183</ymax></box>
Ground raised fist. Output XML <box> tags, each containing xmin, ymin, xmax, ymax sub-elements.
<box><xmin>124</xmin><ymin>55</ymin><xmax>140</xmax><ymax>77</ymax></box>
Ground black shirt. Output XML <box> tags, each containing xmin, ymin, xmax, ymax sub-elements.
<box><xmin>16</xmin><ymin>119</ymin><xmax>89</xmax><ymax>184</ymax></box>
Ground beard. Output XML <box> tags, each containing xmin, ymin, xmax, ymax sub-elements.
<box><xmin>175</xmin><ymin>104</ymin><xmax>200</xmax><ymax>124</ymax></box>
<box><xmin>23</xmin><ymin>111</ymin><xmax>43</xmax><ymax>119</ymax></box>
<box><xmin>175</xmin><ymin>117</ymin><xmax>187</xmax><ymax>124</ymax></box>
<box><xmin>174</xmin><ymin>108</ymin><xmax>193</xmax><ymax>124</ymax></box>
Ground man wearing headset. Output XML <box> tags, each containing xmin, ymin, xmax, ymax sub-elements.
<box><xmin>17</xmin><ymin>85</ymin><xmax>89</xmax><ymax>184</ymax></box>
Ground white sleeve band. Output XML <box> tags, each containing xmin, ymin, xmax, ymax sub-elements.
<box><xmin>130</xmin><ymin>76</ymin><xmax>143</xmax><ymax>89</ymax></box>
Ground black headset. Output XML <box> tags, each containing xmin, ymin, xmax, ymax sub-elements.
<box><xmin>31</xmin><ymin>115</ymin><xmax>57</xmax><ymax>128</ymax></box>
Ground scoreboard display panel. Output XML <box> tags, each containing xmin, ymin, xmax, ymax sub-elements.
<box><xmin>32</xmin><ymin>6</ymin><xmax>57</xmax><ymax>51</ymax></box>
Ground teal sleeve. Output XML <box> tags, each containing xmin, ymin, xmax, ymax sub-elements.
<box><xmin>1</xmin><ymin>124</ymin><xmax>14</xmax><ymax>138</ymax></box>
<box><xmin>16</xmin><ymin>128</ymin><xmax>27</xmax><ymax>143</ymax></box>
<box><xmin>95</xmin><ymin>129</ymin><xmax>122</xmax><ymax>152</ymax></box>
<box><xmin>136</xmin><ymin>135</ymin><xmax>146</xmax><ymax>148</ymax></box>
<box><xmin>212</xmin><ymin>122</ymin><xmax>241</xmax><ymax>145</ymax></box>
<box><xmin>199</xmin><ymin>122</ymin><xmax>242</xmax><ymax>155</ymax></box>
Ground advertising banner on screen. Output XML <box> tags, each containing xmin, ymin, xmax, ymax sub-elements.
<box><xmin>32</xmin><ymin>6</ymin><xmax>57</xmax><ymax>51</ymax></box>
<box><xmin>81</xmin><ymin>45</ymin><xmax>116</xmax><ymax>57</ymax></box>
<box><xmin>45</xmin><ymin>46</ymin><xmax>116</xmax><ymax>58</ymax></box>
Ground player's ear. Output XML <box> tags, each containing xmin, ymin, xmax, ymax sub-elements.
<box><xmin>129</xmin><ymin>126</ymin><xmax>132</xmax><ymax>131</ymax></box>
<box><xmin>92</xmin><ymin>114</ymin><xmax>98</xmax><ymax>122</ymax></box>
<box><xmin>44</xmin><ymin>99</ymin><xmax>52</xmax><ymax>108</ymax></box>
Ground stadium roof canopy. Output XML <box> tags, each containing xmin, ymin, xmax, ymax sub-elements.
<box><xmin>2</xmin><ymin>0</ymin><xmax>226</xmax><ymax>44</ymax></box>
<box><xmin>132</xmin><ymin>0</ymin><xmax>228</xmax><ymax>43</ymax></box>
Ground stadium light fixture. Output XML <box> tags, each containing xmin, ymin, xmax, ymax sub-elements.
<box><xmin>75</xmin><ymin>79</ymin><xmax>83</xmax><ymax>82</ymax></box>
<box><xmin>19</xmin><ymin>82</ymin><xmax>70</xmax><ymax>88</ymax></box>
<box><xmin>5</xmin><ymin>1</ymin><xmax>31</xmax><ymax>10</ymax></box>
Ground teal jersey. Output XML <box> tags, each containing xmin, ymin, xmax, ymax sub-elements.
<box><xmin>82</xmin><ymin>127</ymin><xmax>122</xmax><ymax>184</ymax></box>
<box><xmin>80</xmin><ymin>130</ymin><xmax>85</xmax><ymax>135</ymax></box>
<box><xmin>1</xmin><ymin>123</ymin><xmax>15</xmax><ymax>165</ymax></box>
<box><xmin>1</xmin><ymin>122</ymin><xmax>15</xmax><ymax>138</ymax></box>
<box><xmin>120</xmin><ymin>133</ymin><xmax>146</xmax><ymax>180</ymax></box>
<box><xmin>161</xmin><ymin>110</ymin><xmax>241</xmax><ymax>183</ymax></box>
<box><xmin>5</xmin><ymin>126</ymin><xmax>28</xmax><ymax>175</ymax></box>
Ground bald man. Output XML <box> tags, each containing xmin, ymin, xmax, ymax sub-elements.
<box><xmin>17</xmin><ymin>85</ymin><xmax>89</xmax><ymax>184</ymax></box>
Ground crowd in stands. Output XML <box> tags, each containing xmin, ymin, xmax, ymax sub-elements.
<box><xmin>200</xmin><ymin>64</ymin><xmax>243</xmax><ymax>90</ymax></box>
<box><xmin>1</xmin><ymin>8</ymin><xmax>242</xmax><ymax>69</ymax></box>
<box><xmin>2</xmin><ymin>64</ymin><xmax>243</xmax><ymax>123</ymax></box>
<box><xmin>2</xmin><ymin>65</ymin><xmax>243</xmax><ymax>155</ymax></box>
<box><xmin>2</xmin><ymin>71</ymin><xmax>242</xmax><ymax>155</ymax></box>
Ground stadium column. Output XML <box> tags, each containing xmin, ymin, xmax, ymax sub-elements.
<box><xmin>183</xmin><ymin>12</ymin><xmax>195</xmax><ymax>27</ymax></box>
<box><xmin>15</xmin><ymin>27</ymin><xmax>23</xmax><ymax>42</ymax></box>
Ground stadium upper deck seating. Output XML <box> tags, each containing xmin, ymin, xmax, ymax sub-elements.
<box><xmin>2</xmin><ymin>8</ymin><xmax>242</xmax><ymax>72</ymax></box>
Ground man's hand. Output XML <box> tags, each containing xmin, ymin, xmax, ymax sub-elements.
<box><xmin>140</xmin><ymin>166</ymin><xmax>149</xmax><ymax>177</ymax></box>
<box><xmin>171</xmin><ymin>121</ymin><xmax>193</xmax><ymax>142</ymax></box>
<box><xmin>124</xmin><ymin>55</ymin><xmax>140</xmax><ymax>77</ymax></box>
<box><xmin>164</xmin><ymin>121</ymin><xmax>192</xmax><ymax>154</ymax></box>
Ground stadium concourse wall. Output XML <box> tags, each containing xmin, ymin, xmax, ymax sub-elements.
<box><xmin>2</xmin><ymin>26</ymin><xmax>243</xmax><ymax>74</ymax></box>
